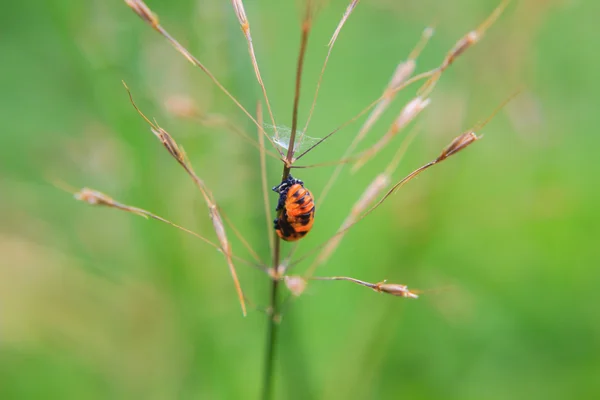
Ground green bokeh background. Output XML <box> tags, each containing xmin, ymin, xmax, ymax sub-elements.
<box><xmin>2</xmin><ymin>0</ymin><xmax>599</xmax><ymax>399</ymax></box>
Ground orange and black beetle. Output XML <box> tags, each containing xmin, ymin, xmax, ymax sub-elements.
<box><xmin>272</xmin><ymin>175</ymin><xmax>315</xmax><ymax>241</ymax></box>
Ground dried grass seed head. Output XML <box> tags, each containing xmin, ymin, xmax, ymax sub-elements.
<box><xmin>74</xmin><ymin>188</ymin><xmax>114</xmax><ymax>207</ymax></box>
<box><xmin>151</xmin><ymin>127</ymin><xmax>186</xmax><ymax>164</ymax></box>
<box><xmin>231</xmin><ymin>0</ymin><xmax>249</xmax><ymax>30</ymax></box>
<box><xmin>387</xmin><ymin>60</ymin><xmax>417</xmax><ymax>95</ymax></box>
<box><xmin>395</xmin><ymin>97</ymin><xmax>431</xmax><ymax>131</ymax></box>
<box><xmin>284</xmin><ymin>276</ymin><xmax>308</xmax><ymax>297</ymax></box>
<box><xmin>437</xmin><ymin>131</ymin><xmax>480</xmax><ymax>162</ymax></box>
<box><xmin>112</xmin><ymin>0</ymin><xmax>515</xmax><ymax>317</ymax></box>
<box><xmin>125</xmin><ymin>0</ymin><xmax>159</xmax><ymax>29</ymax></box>
<box><xmin>375</xmin><ymin>282</ymin><xmax>419</xmax><ymax>299</ymax></box>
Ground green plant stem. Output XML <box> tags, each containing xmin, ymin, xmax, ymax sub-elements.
<box><xmin>261</xmin><ymin>172</ymin><xmax>286</xmax><ymax>400</ymax></box>
<box><xmin>262</xmin><ymin>5</ymin><xmax>310</xmax><ymax>395</ymax></box>
<box><xmin>262</xmin><ymin>252</ymin><xmax>280</xmax><ymax>400</ymax></box>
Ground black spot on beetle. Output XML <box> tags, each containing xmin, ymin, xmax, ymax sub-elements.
<box><xmin>276</xmin><ymin>213</ymin><xmax>296</xmax><ymax>237</ymax></box>
<box><xmin>295</xmin><ymin>194</ymin><xmax>307</xmax><ymax>205</ymax></box>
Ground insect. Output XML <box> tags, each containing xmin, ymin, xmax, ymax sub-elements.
<box><xmin>272</xmin><ymin>175</ymin><xmax>315</xmax><ymax>242</ymax></box>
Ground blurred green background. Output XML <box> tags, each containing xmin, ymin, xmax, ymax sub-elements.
<box><xmin>2</xmin><ymin>0</ymin><xmax>599</xmax><ymax>398</ymax></box>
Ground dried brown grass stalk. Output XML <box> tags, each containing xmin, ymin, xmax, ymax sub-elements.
<box><xmin>231</xmin><ymin>0</ymin><xmax>280</xmax><ymax>143</ymax></box>
<box><xmin>294</xmin><ymin>0</ymin><xmax>511</xmax><ymax>164</ymax></box>
<box><xmin>351</xmin><ymin>96</ymin><xmax>431</xmax><ymax>172</ymax></box>
<box><xmin>291</xmin><ymin>93</ymin><xmax>515</xmax><ymax>274</ymax></box>
<box><xmin>218</xmin><ymin>206</ymin><xmax>264</xmax><ymax>265</ymax></box>
<box><xmin>283</xmin><ymin>124</ymin><xmax>421</xmax><ymax>268</ymax></box>
<box><xmin>72</xmin><ymin>187</ymin><xmax>263</xmax><ymax>270</ymax></box>
<box><xmin>301</xmin><ymin>0</ymin><xmax>360</xmax><ymax>144</ymax></box>
<box><xmin>75</xmin><ymin>187</ymin><xmax>215</xmax><ymax>247</ymax></box>
<box><xmin>285</xmin><ymin>1</ymin><xmax>510</xmax><ymax>272</ymax></box>
<box><xmin>257</xmin><ymin>102</ymin><xmax>275</xmax><ymax>255</ymax></box>
<box><xmin>164</xmin><ymin>96</ymin><xmax>282</xmax><ymax>160</ymax></box>
<box><xmin>122</xmin><ymin>81</ymin><xmax>248</xmax><ymax>316</ymax></box>
<box><xmin>316</xmin><ymin>27</ymin><xmax>433</xmax><ymax>205</ymax></box>
<box><xmin>354</xmin><ymin>27</ymin><xmax>433</xmax><ymax>146</ymax></box>
<box><xmin>284</xmin><ymin>1</ymin><xmax>313</xmax><ymax>165</ymax></box>
<box><xmin>292</xmin><ymin>69</ymin><xmax>436</xmax><ymax>162</ymax></box>
<box><xmin>302</xmin><ymin>127</ymin><xmax>421</xmax><ymax>276</ymax></box>
<box><xmin>74</xmin><ymin>1</ymin><xmax>515</xmax><ymax>399</ymax></box>
<box><xmin>125</xmin><ymin>0</ymin><xmax>283</xmax><ymax>157</ymax></box>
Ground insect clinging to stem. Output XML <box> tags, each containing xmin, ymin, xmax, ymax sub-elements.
<box><xmin>272</xmin><ymin>175</ymin><xmax>315</xmax><ymax>242</ymax></box>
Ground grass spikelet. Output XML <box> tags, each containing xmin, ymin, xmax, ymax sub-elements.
<box><xmin>284</xmin><ymin>275</ymin><xmax>307</xmax><ymax>297</ymax></box>
<box><xmin>328</xmin><ymin>0</ymin><xmax>360</xmax><ymax>48</ymax></box>
<box><xmin>311</xmin><ymin>276</ymin><xmax>419</xmax><ymax>299</ymax></box>
<box><xmin>124</xmin><ymin>0</ymin><xmax>158</xmax><ymax>29</ymax></box>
